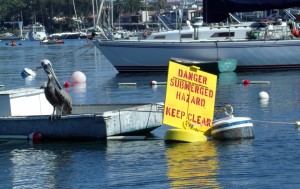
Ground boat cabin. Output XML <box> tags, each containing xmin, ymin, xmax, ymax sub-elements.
<box><xmin>146</xmin><ymin>19</ymin><xmax>296</xmax><ymax>41</ymax></box>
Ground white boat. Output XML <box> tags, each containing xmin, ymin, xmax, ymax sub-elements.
<box><xmin>49</xmin><ymin>32</ymin><xmax>83</xmax><ymax>39</ymax></box>
<box><xmin>27</xmin><ymin>23</ymin><xmax>47</xmax><ymax>41</ymax></box>
<box><xmin>92</xmin><ymin>0</ymin><xmax>300</xmax><ymax>72</ymax></box>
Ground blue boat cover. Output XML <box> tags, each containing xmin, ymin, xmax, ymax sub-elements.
<box><xmin>203</xmin><ymin>0</ymin><xmax>300</xmax><ymax>23</ymax></box>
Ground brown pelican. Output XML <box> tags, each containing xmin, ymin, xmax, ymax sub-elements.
<box><xmin>41</xmin><ymin>59</ymin><xmax>72</xmax><ymax>120</ymax></box>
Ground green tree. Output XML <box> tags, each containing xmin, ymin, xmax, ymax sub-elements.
<box><xmin>0</xmin><ymin>0</ymin><xmax>26</xmax><ymax>21</ymax></box>
<box><xmin>114</xmin><ymin>0</ymin><xmax>124</xmax><ymax>18</ymax></box>
<box><xmin>0</xmin><ymin>0</ymin><xmax>148</xmax><ymax>32</ymax></box>
<box><xmin>124</xmin><ymin>0</ymin><xmax>142</xmax><ymax>13</ymax></box>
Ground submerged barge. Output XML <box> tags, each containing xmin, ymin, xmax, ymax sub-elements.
<box><xmin>0</xmin><ymin>88</ymin><xmax>164</xmax><ymax>140</ymax></box>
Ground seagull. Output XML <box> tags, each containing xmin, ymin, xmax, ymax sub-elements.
<box><xmin>41</xmin><ymin>59</ymin><xmax>72</xmax><ymax>120</ymax></box>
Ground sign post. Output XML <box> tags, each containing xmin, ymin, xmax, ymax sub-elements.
<box><xmin>163</xmin><ymin>60</ymin><xmax>217</xmax><ymax>135</ymax></box>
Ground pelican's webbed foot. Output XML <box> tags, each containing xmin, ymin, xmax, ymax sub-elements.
<box><xmin>48</xmin><ymin>114</ymin><xmax>54</xmax><ymax>122</ymax></box>
<box><xmin>48</xmin><ymin>114</ymin><xmax>61</xmax><ymax>122</ymax></box>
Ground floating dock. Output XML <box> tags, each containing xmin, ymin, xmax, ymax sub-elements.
<box><xmin>0</xmin><ymin>88</ymin><xmax>164</xmax><ymax>140</ymax></box>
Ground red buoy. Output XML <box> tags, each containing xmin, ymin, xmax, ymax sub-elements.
<box><xmin>64</xmin><ymin>82</ymin><xmax>70</xmax><ymax>88</ymax></box>
<box><xmin>28</xmin><ymin>132</ymin><xmax>43</xmax><ymax>141</ymax></box>
<box><xmin>243</xmin><ymin>79</ymin><xmax>250</xmax><ymax>85</ymax></box>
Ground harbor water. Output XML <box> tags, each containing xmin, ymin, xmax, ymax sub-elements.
<box><xmin>1</xmin><ymin>39</ymin><xmax>300</xmax><ymax>188</ymax></box>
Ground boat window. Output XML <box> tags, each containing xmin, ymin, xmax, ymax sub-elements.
<box><xmin>211</xmin><ymin>32</ymin><xmax>235</xmax><ymax>37</ymax></box>
<box><xmin>181</xmin><ymin>34</ymin><xmax>193</xmax><ymax>38</ymax></box>
<box><xmin>154</xmin><ymin>35</ymin><xmax>165</xmax><ymax>39</ymax></box>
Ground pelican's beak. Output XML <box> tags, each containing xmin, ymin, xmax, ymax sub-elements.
<box><xmin>41</xmin><ymin>59</ymin><xmax>62</xmax><ymax>89</ymax></box>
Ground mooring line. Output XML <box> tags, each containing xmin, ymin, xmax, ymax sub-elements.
<box><xmin>51</xmin><ymin>44</ymin><xmax>92</xmax><ymax>62</ymax></box>
<box><xmin>68</xmin><ymin>44</ymin><xmax>95</xmax><ymax>64</ymax></box>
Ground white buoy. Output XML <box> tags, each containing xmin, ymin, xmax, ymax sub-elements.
<box><xmin>71</xmin><ymin>71</ymin><xmax>86</xmax><ymax>84</ymax></box>
<box><xmin>259</xmin><ymin>91</ymin><xmax>269</xmax><ymax>100</ymax></box>
<box><xmin>250</xmin><ymin>81</ymin><xmax>270</xmax><ymax>84</ymax></box>
<box><xmin>150</xmin><ymin>80</ymin><xmax>166</xmax><ymax>85</ymax></box>
<box><xmin>118</xmin><ymin>83</ymin><xmax>137</xmax><ymax>86</ymax></box>
<box><xmin>21</xmin><ymin>68</ymin><xmax>37</xmax><ymax>78</ymax></box>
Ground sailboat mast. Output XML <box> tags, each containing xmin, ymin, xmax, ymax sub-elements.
<box><xmin>111</xmin><ymin>0</ymin><xmax>114</xmax><ymax>29</ymax></box>
<box><xmin>96</xmin><ymin>0</ymin><xmax>106</xmax><ymax>27</ymax></box>
<box><xmin>92</xmin><ymin>0</ymin><xmax>96</xmax><ymax>30</ymax></box>
<box><xmin>72</xmin><ymin>0</ymin><xmax>80</xmax><ymax>30</ymax></box>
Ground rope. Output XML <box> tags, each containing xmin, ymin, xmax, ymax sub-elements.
<box><xmin>115</xmin><ymin>103</ymin><xmax>162</xmax><ymax>134</ymax></box>
<box><xmin>51</xmin><ymin>44</ymin><xmax>90</xmax><ymax>62</ymax></box>
<box><xmin>145</xmin><ymin>104</ymin><xmax>153</xmax><ymax>129</ymax></box>
<box><xmin>67</xmin><ymin>44</ymin><xmax>94</xmax><ymax>64</ymax></box>
<box><xmin>252</xmin><ymin>119</ymin><xmax>297</xmax><ymax>125</ymax></box>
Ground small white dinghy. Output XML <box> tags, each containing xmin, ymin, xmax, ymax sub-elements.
<box><xmin>211</xmin><ymin>104</ymin><xmax>254</xmax><ymax>140</ymax></box>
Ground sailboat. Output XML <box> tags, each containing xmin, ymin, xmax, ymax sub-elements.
<box><xmin>93</xmin><ymin>0</ymin><xmax>300</xmax><ymax>72</ymax></box>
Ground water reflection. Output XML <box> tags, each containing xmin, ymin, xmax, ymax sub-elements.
<box><xmin>23</xmin><ymin>75</ymin><xmax>37</xmax><ymax>86</ymax></box>
<box><xmin>5</xmin><ymin>141</ymin><xmax>107</xmax><ymax>188</ymax></box>
<box><xmin>165</xmin><ymin>141</ymin><xmax>220</xmax><ymax>188</ymax></box>
<box><xmin>72</xmin><ymin>83</ymin><xmax>87</xmax><ymax>93</ymax></box>
<box><xmin>10</xmin><ymin>148</ymin><xmax>57</xmax><ymax>188</ymax></box>
<box><xmin>218</xmin><ymin>72</ymin><xmax>237</xmax><ymax>85</ymax></box>
<box><xmin>259</xmin><ymin>99</ymin><xmax>269</xmax><ymax>108</ymax></box>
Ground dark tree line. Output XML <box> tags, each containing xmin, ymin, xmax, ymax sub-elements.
<box><xmin>0</xmin><ymin>0</ymin><xmax>166</xmax><ymax>33</ymax></box>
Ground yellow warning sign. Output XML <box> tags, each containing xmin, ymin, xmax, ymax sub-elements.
<box><xmin>163</xmin><ymin>60</ymin><xmax>217</xmax><ymax>133</ymax></box>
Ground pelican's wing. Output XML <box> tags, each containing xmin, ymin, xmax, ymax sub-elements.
<box><xmin>54</xmin><ymin>87</ymin><xmax>72</xmax><ymax>114</ymax></box>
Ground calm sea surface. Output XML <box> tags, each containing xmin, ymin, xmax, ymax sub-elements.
<box><xmin>1</xmin><ymin>39</ymin><xmax>300</xmax><ymax>188</ymax></box>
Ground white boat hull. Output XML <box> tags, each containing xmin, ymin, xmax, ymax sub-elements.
<box><xmin>93</xmin><ymin>39</ymin><xmax>300</xmax><ymax>72</ymax></box>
